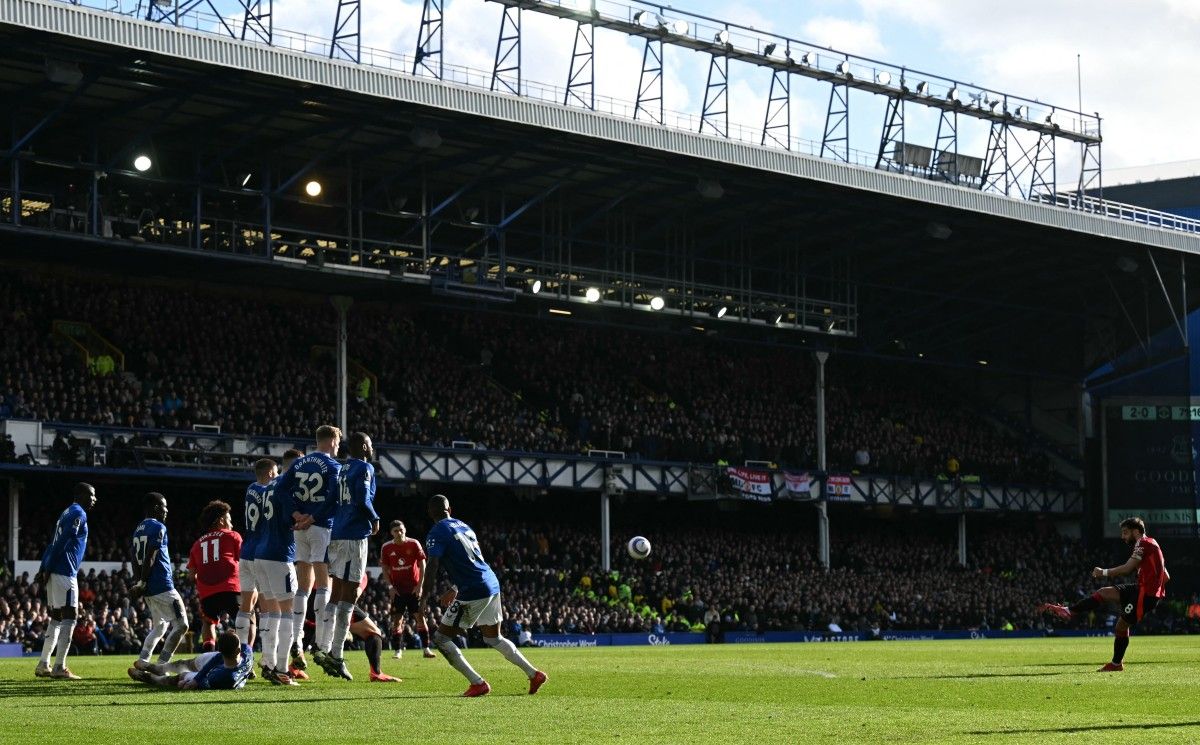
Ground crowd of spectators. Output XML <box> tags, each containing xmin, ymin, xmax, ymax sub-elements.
<box><xmin>0</xmin><ymin>268</ymin><xmax>1054</xmax><ymax>483</ymax></box>
<box><xmin>4</xmin><ymin>492</ymin><xmax>1194</xmax><ymax>655</ymax></box>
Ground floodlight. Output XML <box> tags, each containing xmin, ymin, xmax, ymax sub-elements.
<box><xmin>1013</xmin><ymin>105</ymin><xmax>1027</xmax><ymax>119</ymax></box>
<box><xmin>801</xmin><ymin>52</ymin><xmax>816</xmax><ymax>66</ymax></box>
<box><xmin>649</xmin><ymin>296</ymin><xmax>665</xmax><ymax>311</ymax></box>
<box><xmin>773</xmin><ymin>313</ymin><xmax>784</xmax><ymax>326</ymax></box>
<box><xmin>915</xmin><ymin>81</ymin><xmax>929</xmax><ymax>95</ymax></box>
<box><xmin>947</xmin><ymin>87</ymin><xmax>960</xmax><ymax>103</ymax></box>
<box><xmin>530</xmin><ymin>279</ymin><xmax>543</xmax><ymax>294</ymax></box>
<box><xmin>977</xmin><ymin>359</ymin><xmax>989</xmax><ymax>366</ymax></box>
<box><xmin>714</xmin><ymin>29</ymin><xmax>730</xmax><ymax>45</ymax></box>
<box><xmin>711</xmin><ymin>305</ymin><xmax>728</xmax><ymax>319</ymax></box>
<box><xmin>763</xmin><ymin>42</ymin><xmax>777</xmax><ymax>57</ymax></box>
<box><xmin>669</xmin><ymin>20</ymin><xmax>688</xmax><ymax>34</ymax></box>
<box><xmin>875</xmin><ymin>71</ymin><xmax>891</xmax><ymax>86</ymax></box>
<box><xmin>133</xmin><ymin>155</ymin><xmax>152</xmax><ymax>172</ymax></box>
<box><xmin>240</xmin><ymin>172</ymin><xmax>253</xmax><ymax>187</ymax></box>
<box><xmin>585</xmin><ymin>287</ymin><xmax>601</xmax><ymax>302</ymax></box>
<box><xmin>305</xmin><ymin>180</ymin><xmax>322</xmax><ymax>197</ymax></box>
<box><xmin>836</xmin><ymin>60</ymin><xmax>852</xmax><ymax>77</ymax></box>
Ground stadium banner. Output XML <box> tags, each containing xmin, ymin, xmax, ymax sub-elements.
<box><xmin>725</xmin><ymin>467</ymin><xmax>773</xmax><ymax>502</ymax></box>
<box><xmin>825</xmin><ymin>474</ymin><xmax>853</xmax><ymax>501</ymax></box>
<box><xmin>781</xmin><ymin>471</ymin><xmax>816</xmax><ymax>500</ymax></box>
<box><xmin>0</xmin><ymin>643</ymin><xmax>22</xmax><ymax>658</ymax></box>
<box><xmin>532</xmin><ymin>629</ymin><xmax>1109</xmax><ymax>648</ymax></box>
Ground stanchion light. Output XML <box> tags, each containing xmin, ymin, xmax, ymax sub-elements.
<box><xmin>133</xmin><ymin>155</ymin><xmax>152</xmax><ymax>172</ymax></box>
<box><xmin>530</xmin><ymin>279</ymin><xmax>543</xmax><ymax>294</ymax></box>
<box><xmin>305</xmin><ymin>180</ymin><xmax>323</xmax><ymax>197</ymax></box>
<box><xmin>585</xmin><ymin>287</ymin><xmax>601</xmax><ymax>302</ymax></box>
<box><xmin>649</xmin><ymin>296</ymin><xmax>665</xmax><ymax>311</ymax></box>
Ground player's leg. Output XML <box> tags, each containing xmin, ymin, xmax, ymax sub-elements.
<box><xmin>432</xmin><ymin>620</ymin><xmax>488</xmax><ymax>695</ymax></box>
<box><xmin>236</xmin><ymin>587</ymin><xmax>257</xmax><ymax>646</ymax></box>
<box><xmin>37</xmin><ymin>578</ymin><xmax>69</xmax><ymax>676</ymax></box>
<box><xmin>1069</xmin><ymin>586</ymin><xmax>1120</xmax><ymax>618</ymax></box>
<box><xmin>291</xmin><ymin>557</ymin><xmax>313</xmax><ymax>669</ymax></box>
<box><xmin>310</xmin><ymin>556</ymin><xmax>331</xmax><ymax>656</ymax></box>
<box><xmin>389</xmin><ymin>605</ymin><xmax>405</xmax><ymax>659</ymax></box>
<box><xmin>155</xmin><ymin>591</ymin><xmax>190</xmax><ymax>664</ymax></box>
<box><xmin>1103</xmin><ymin>618</ymin><xmax>1131</xmax><ymax>672</ymax></box>
<box><xmin>415</xmin><ymin>606</ymin><xmax>436</xmax><ymax>658</ymax></box>
<box><xmin>477</xmin><ymin>596</ymin><xmax>545</xmax><ymax>693</ymax></box>
<box><xmin>351</xmin><ymin>614</ymin><xmax>399</xmax><ymax>682</ymax></box>
<box><xmin>45</xmin><ymin>576</ymin><xmax>81</xmax><ymax>679</ymax></box>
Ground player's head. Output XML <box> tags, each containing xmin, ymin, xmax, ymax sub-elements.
<box><xmin>217</xmin><ymin>630</ymin><xmax>241</xmax><ymax>660</ymax></box>
<box><xmin>200</xmin><ymin>500</ymin><xmax>232</xmax><ymax>531</ymax></box>
<box><xmin>427</xmin><ymin>494</ymin><xmax>450</xmax><ymax>521</ymax></box>
<box><xmin>1119</xmin><ymin>516</ymin><xmax>1146</xmax><ymax>545</ymax></box>
<box><xmin>144</xmin><ymin>492</ymin><xmax>167</xmax><ymax>521</ymax></box>
<box><xmin>73</xmin><ymin>482</ymin><xmax>96</xmax><ymax>510</ymax></box>
<box><xmin>281</xmin><ymin>448</ymin><xmax>303</xmax><ymax>470</ymax></box>
<box><xmin>347</xmin><ymin>431</ymin><xmax>373</xmax><ymax>461</ymax></box>
<box><xmin>253</xmin><ymin>458</ymin><xmax>278</xmax><ymax>483</ymax></box>
<box><xmin>390</xmin><ymin>519</ymin><xmax>406</xmax><ymax>541</ymax></box>
<box><xmin>315</xmin><ymin>424</ymin><xmax>342</xmax><ymax>453</ymax></box>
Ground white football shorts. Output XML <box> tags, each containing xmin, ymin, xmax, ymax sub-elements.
<box><xmin>256</xmin><ymin>559</ymin><xmax>297</xmax><ymax>602</ymax></box>
<box><xmin>440</xmin><ymin>593</ymin><xmax>503</xmax><ymax>630</ymax></box>
<box><xmin>145</xmin><ymin>589</ymin><xmax>187</xmax><ymax>623</ymax></box>
<box><xmin>237</xmin><ymin>559</ymin><xmax>260</xmax><ymax>594</ymax></box>
<box><xmin>294</xmin><ymin>525</ymin><xmax>331</xmax><ymax>565</ymax></box>
<box><xmin>47</xmin><ymin>574</ymin><xmax>78</xmax><ymax>609</ymax></box>
<box><xmin>327</xmin><ymin>539</ymin><xmax>368</xmax><ymax>584</ymax></box>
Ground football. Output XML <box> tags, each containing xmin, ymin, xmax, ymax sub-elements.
<box><xmin>627</xmin><ymin>536</ymin><xmax>652</xmax><ymax>560</ymax></box>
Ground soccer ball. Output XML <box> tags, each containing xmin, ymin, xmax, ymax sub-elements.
<box><xmin>627</xmin><ymin>536</ymin><xmax>651</xmax><ymax>560</ymax></box>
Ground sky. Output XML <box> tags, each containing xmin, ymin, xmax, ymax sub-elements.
<box><xmin>188</xmin><ymin>0</ymin><xmax>1200</xmax><ymax>183</ymax></box>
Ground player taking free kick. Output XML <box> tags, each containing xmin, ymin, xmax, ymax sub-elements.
<box><xmin>1039</xmin><ymin>516</ymin><xmax>1169</xmax><ymax>671</ymax></box>
<box><xmin>417</xmin><ymin>494</ymin><xmax>547</xmax><ymax>697</ymax></box>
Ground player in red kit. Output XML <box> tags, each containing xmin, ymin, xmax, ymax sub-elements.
<box><xmin>1039</xmin><ymin>516</ymin><xmax>1169</xmax><ymax>671</ymax></box>
<box><xmin>187</xmin><ymin>501</ymin><xmax>242</xmax><ymax>652</ymax></box>
<box><xmin>380</xmin><ymin>520</ymin><xmax>435</xmax><ymax>659</ymax></box>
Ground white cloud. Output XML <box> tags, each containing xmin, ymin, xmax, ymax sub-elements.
<box><xmin>800</xmin><ymin>17</ymin><xmax>887</xmax><ymax>59</ymax></box>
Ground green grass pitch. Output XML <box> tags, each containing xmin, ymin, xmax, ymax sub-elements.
<box><xmin>2</xmin><ymin>637</ymin><xmax>1199</xmax><ymax>743</ymax></box>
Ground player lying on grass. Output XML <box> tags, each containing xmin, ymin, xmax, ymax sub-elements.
<box><xmin>127</xmin><ymin>631</ymin><xmax>253</xmax><ymax>690</ymax></box>
<box><xmin>1039</xmin><ymin>516</ymin><xmax>1169</xmax><ymax>671</ymax></box>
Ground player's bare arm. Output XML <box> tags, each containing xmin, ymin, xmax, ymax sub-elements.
<box><xmin>418</xmin><ymin>556</ymin><xmax>440</xmax><ymax>609</ymax></box>
<box><xmin>1092</xmin><ymin>554</ymin><xmax>1141</xmax><ymax>579</ymax></box>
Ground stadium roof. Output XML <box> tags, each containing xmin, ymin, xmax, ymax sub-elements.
<box><xmin>2</xmin><ymin>0</ymin><xmax>1199</xmax><ymax>380</ymax></box>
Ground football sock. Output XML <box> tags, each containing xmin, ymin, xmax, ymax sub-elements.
<box><xmin>292</xmin><ymin>592</ymin><xmax>309</xmax><ymax>655</ymax></box>
<box><xmin>418</xmin><ymin>627</ymin><xmax>431</xmax><ymax>649</ymax></box>
<box><xmin>433</xmin><ymin>630</ymin><xmax>483</xmax><ymax>685</ymax></box>
<box><xmin>1069</xmin><ymin>593</ymin><xmax>1103</xmax><ymax>616</ymax></box>
<box><xmin>158</xmin><ymin>617</ymin><xmax>189</xmax><ymax>664</ymax></box>
<box><xmin>1113</xmin><ymin>631</ymin><xmax>1130</xmax><ymax>664</ymax></box>
<box><xmin>330</xmin><ymin>602</ymin><xmax>354</xmax><ymax>658</ymax></box>
<box><xmin>364</xmin><ymin>634</ymin><xmax>383</xmax><ymax>675</ymax></box>
<box><xmin>317</xmin><ymin>602</ymin><xmax>336</xmax><ymax>653</ymax></box>
<box><xmin>39</xmin><ymin>622</ymin><xmax>62</xmax><ymax>665</ymax></box>
<box><xmin>138</xmin><ymin>619</ymin><xmax>170</xmax><ymax>663</ymax></box>
<box><xmin>53</xmin><ymin>620</ymin><xmax>75</xmax><ymax>669</ymax></box>
<box><xmin>259</xmin><ymin>612</ymin><xmax>277</xmax><ymax>671</ymax></box>
<box><xmin>483</xmin><ymin>635</ymin><xmax>537</xmax><ymax>677</ymax></box>
<box><xmin>312</xmin><ymin>587</ymin><xmax>330</xmax><ymax>652</ymax></box>
<box><xmin>234</xmin><ymin>611</ymin><xmax>252</xmax><ymax>645</ymax></box>
<box><xmin>391</xmin><ymin>632</ymin><xmax>404</xmax><ymax>651</ymax></box>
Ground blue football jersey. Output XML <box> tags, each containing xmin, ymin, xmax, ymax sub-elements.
<box><xmin>40</xmin><ymin>503</ymin><xmax>88</xmax><ymax>578</ymax></box>
<box><xmin>254</xmin><ymin>476</ymin><xmax>298</xmax><ymax>563</ymax></box>
<box><xmin>195</xmin><ymin>643</ymin><xmax>253</xmax><ymax>690</ymax></box>
<box><xmin>241</xmin><ymin>482</ymin><xmax>268</xmax><ymax>560</ymax></box>
<box><xmin>275</xmin><ymin>452</ymin><xmax>341</xmax><ymax>529</ymax></box>
<box><xmin>425</xmin><ymin>518</ymin><xmax>500</xmax><ymax>602</ymax></box>
<box><xmin>132</xmin><ymin>518</ymin><xmax>174</xmax><ymax>595</ymax></box>
<box><xmin>332</xmin><ymin>459</ymin><xmax>379</xmax><ymax>540</ymax></box>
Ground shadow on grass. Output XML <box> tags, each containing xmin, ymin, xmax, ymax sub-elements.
<box><xmin>1022</xmin><ymin>660</ymin><xmax>1194</xmax><ymax>667</ymax></box>
<box><xmin>969</xmin><ymin>721</ymin><xmax>1200</xmax><ymax>735</ymax></box>
<box><xmin>896</xmin><ymin>671</ymin><xmax>1074</xmax><ymax>680</ymax></box>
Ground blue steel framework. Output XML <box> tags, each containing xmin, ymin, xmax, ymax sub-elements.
<box><xmin>414</xmin><ymin>0</ymin><xmax>445</xmax><ymax>78</ymax></box>
<box><xmin>135</xmin><ymin>0</ymin><xmax>273</xmax><ymax>44</ymax></box>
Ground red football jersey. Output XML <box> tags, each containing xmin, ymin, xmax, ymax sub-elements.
<box><xmin>381</xmin><ymin>538</ymin><xmax>425</xmax><ymax>591</ymax></box>
<box><xmin>1132</xmin><ymin>535</ymin><xmax>1167</xmax><ymax>599</ymax></box>
<box><xmin>188</xmin><ymin>528</ymin><xmax>242</xmax><ymax>598</ymax></box>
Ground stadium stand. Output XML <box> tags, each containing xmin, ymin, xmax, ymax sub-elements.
<box><xmin>0</xmin><ymin>267</ymin><xmax>1054</xmax><ymax>485</ymax></box>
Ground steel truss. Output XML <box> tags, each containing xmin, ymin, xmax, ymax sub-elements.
<box><xmin>330</xmin><ymin>0</ymin><xmax>361</xmax><ymax>63</ymax></box>
<box><xmin>414</xmin><ymin>0</ymin><xmax>444</xmax><ymax>78</ymax></box>
<box><xmin>564</xmin><ymin>21</ymin><xmax>595</xmax><ymax>109</ymax></box>
<box><xmin>875</xmin><ymin>95</ymin><xmax>903</xmax><ymax>171</ymax></box>
<box><xmin>634</xmin><ymin>38</ymin><xmax>664</xmax><ymax>124</ymax></box>
<box><xmin>136</xmin><ymin>0</ymin><xmax>272</xmax><ymax>44</ymax></box>
<box><xmin>699</xmin><ymin>54</ymin><xmax>728</xmax><ymax>137</ymax></box>
<box><xmin>821</xmin><ymin>82</ymin><xmax>849</xmax><ymax>163</ymax></box>
<box><xmin>491</xmin><ymin>6</ymin><xmax>522</xmax><ymax>95</ymax></box>
<box><xmin>761</xmin><ymin>67</ymin><xmax>790</xmax><ymax>149</ymax></box>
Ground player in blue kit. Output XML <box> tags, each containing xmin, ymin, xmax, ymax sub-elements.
<box><xmin>314</xmin><ymin>431</ymin><xmax>380</xmax><ymax>681</ymax></box>
<box><xmin>128</xmin><ymin>631</ymin><xmax>253</xmax><ymax>690</ymax></box>
<box><xmin>418</xmin><ymin>494</ymin><xmax>547</xmax><ymax>697</ymax></box>
<box><xmin>277</xmin><ymin>425</ymin><xmax>341</xmax><ymax>676</ymax></box>
<box><xmin>34</xmin><ymin>482</ymin><xmax>96</xmax><ymax>680</ymax></box>
<box><xmin>254</xmin><ymin>450</ymin><xmax>311</xmax><ymax>685</ymax></box>
<box><xmin>131</xmin><ymin>492</ymin><xmax>190</xmax><ymax>667</ymax></box>
<box><xmin>235</xmin><ymin>458</ymin><xmax>279</xmax><ymax>648</ymax></box>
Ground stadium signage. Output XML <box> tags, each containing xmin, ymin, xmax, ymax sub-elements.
<box><xmin>530</xmin><ymin>630</ymin><xmax>1108</xmax><ymax>647</ymax></box>
<box><xmin>725</xmin><ymin>467</ymin><xmax>773</xmax><ymax>502</ymax></box>
<box><xmin>825</xmin><ymin>475</ymin><xmax>853</xmax><ymax>500</ymax></box>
